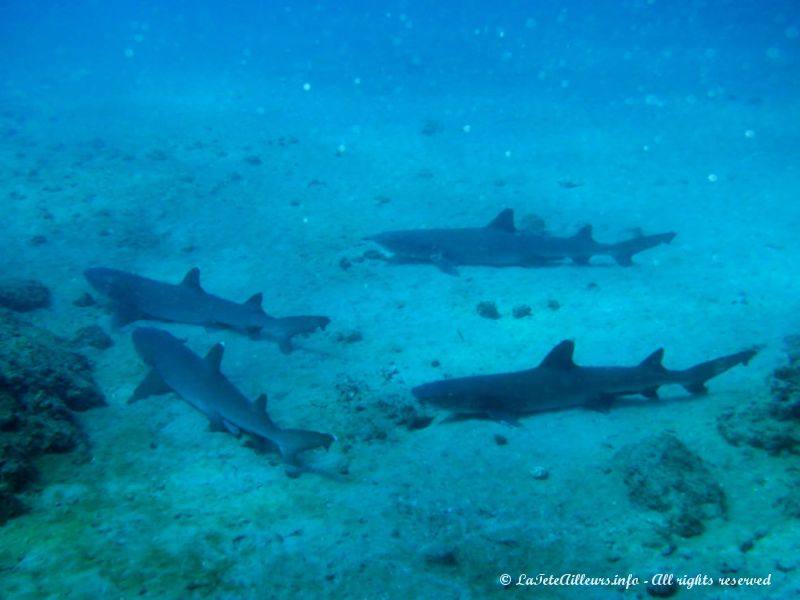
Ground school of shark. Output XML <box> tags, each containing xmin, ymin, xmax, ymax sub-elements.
<box><xmin>84</xmin><ymin>207</ymin><xmax>756</xmax><ymax>476</ymax></box>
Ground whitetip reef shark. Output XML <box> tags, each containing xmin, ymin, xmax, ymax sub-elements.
<box><xmin>413</xmin><ymin>340</ymin><xmax>758</xmax><ymax>425</ymax></box>
<box><xmin>130</xmin><ymin>327</ymin><xmax>334</xmax><ymax>475</ymax></box>
<box><xmin>368</xmin><ymin>209</ymin><xmax>676</xmax><ymax>275</ymax></box>
<box><xmin>84</xmin><ymin>267</ymin><xmax>329</xmax><ymax>353</ymax></box>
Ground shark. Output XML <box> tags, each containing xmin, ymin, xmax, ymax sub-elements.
<box><xmin>130</xmin><ymin>327</ymin><xmax>334</xmax><ymax>474</ymax></box>
<box><xmin>367</xmin><ymin>209</ymin><xmax>676</xmax><ymax>275</ymax></box>
<box><xmin>84</xmin><ymin>267</ymin><xmax>330</xmax><ymax>353</ymax></box>
<box><xmin>412</xmin><ymin>340</ymin><xmax>758</xmax><ymax>425</ymax></box>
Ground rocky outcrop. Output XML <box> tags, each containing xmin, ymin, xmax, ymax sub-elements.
<box><xmin>717</xmin><ymin>335</ymin><xmax>800</xmax><ymax>455</ymax></box>
<box><xmin>614</xmin><ymin>432</ymin><xmax>726</xmax><ymax>538</ymax></box>
<box><xmin>0</xmin><ymin>309</ymin><xmax>106</xmax><ymax>524</ymax></box>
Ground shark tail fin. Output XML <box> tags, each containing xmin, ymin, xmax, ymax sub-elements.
<box><xmin>276</xmin><ymin>429</ymin><xmax>336</xmax><ymax>476</ymax></box>
<box><xmin>611</xmin><ymin>232</ymin><xmax>677</xmax><ymax>266</ymax></box>
<box><xmin>273</xmin><ymin>316</ymin><xmax>331</xmax><ymax>354</ymax></box>
<box><xmin>681</xmin><ymin>347</ymin><xmax>760</xmax><ymax>395</ymax></box>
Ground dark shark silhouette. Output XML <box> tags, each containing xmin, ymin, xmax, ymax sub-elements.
<box><xmin>131</xmin><ymin>327</ymin><xmax>334</xmax><ymax>475</ymax></box>
<box><xmin>368</xmin><ymin>209</ymin><xmax>676</xmax><ymax>275</ymax></box>
<box><xmin>85</xmin><ymin>267</ymin><xmax>329</xmax><ymax>353</ymax></box>
<box><xmin>413</xmin><ymin>340</ymin><xmax>758</xmax><ymax>425</ymax></box>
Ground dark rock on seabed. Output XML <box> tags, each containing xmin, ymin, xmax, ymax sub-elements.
<box><xmin>0</xmin><ymin>309</ymin><xmax>106</xmax><ymax>524</ymax></box>
<box><xmin>0</xmin><ymin>278</ymin><xmax>51</xmax><ymax>312</ymax></box>
<box><xmin>717</xmin><ymin>334</ymin><xmax>800</xmax><ymax>455</ymax></box>
<box><xmin>614</xmin><ymin>432</ymin><xmax>726</xmax><ymax>538</ymax></box>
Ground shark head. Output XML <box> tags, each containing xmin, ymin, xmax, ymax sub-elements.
<box><xmin>84</xmin><ymin>267</ymin><xmax>126</xmax><ymax>298</ymax></box>
<box><xmin>367</xmin><ymin>231</ymin><xmax>434</xmax><ymax>260</ymax></box>
<box><xmin>412</xmin><ymin>379</ymin><xmax>473</xmax><ymax>411</ymax></box>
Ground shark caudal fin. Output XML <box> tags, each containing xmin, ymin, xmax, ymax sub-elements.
<box><xmin>276</xmin><ymin>429</ymin><xmax>336</xmax><ymax>477</ymax></box>
<box><xmin>271</xmin><ymin>316</ymin><xmax>331</xmax><ymax>354</ymax></box>
<box><xmin>681</xmin><ymin>347</ymin><xmax>760</xmax><ymax>395</ymax></box>
<box><xmin>610</xmin><ymin>232</ymin><xmax>677</xmax><ymax>266</ymax></box>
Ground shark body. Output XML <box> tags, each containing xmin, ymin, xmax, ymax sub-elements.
<box><xmin>85</xmin><ymin>267</ymin><xmax>329</xmax><ymax>353</ymax></box>
<box><xmin>413</xmin><ymin>340</ymin><xmax>758</xmax><ymax>424</ymax></box>
<box><xmin>131</xmin><ymin>327</ymin><xmax>334</xmax><ymax>473</ymax></box>
<box><xmin>368</xmin><ymin>209</ymin><xmax>676</xmax><ymax>275</ymax></box>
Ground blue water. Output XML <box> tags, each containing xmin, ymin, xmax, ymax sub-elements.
<box><xmin>1</xmin><ymin>1</ymin><xmax>799</xmax><ymax>598</ymax></box>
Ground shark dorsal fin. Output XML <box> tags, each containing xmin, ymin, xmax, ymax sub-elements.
<box><xmin>254</xmin><ymin>393</ymin><xmax>268</xmax><ymax>413</ymax></box>
<box><xmin>538</xmin><ymin>340</ymin><xmax>576</xmax><ymax>369</ymax></box>
<box><xmin>180</xmin><ymin>268</ymin><xmax>204</xmax><ymax>292</ymax></box>
<box><xmin>572</xmin><ymin>225</ymin><xmax>594</xmax><ymax>241</ymax></box>
<box><xmin>485</xmin><ymin>209</ymin><xmax>516</xmax><ymax>233</ymax></box>
<box><xmin>640</xmin><ymin>348</ymin><xmax>665</xmax><ymax>370</ymax></box>
<box><xmin>244</xmin><ymin>292</ymin><xmax>264</xmax><ymax>310</ymax></box>
<box><xmin>204</xmin><ymin>343</ymin><xmax>225</xmax><ymax>372</ymax></box>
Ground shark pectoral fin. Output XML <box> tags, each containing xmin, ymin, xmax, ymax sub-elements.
<box><xmin>112</xmin><ymin>301</ymin><xmax>142</xmax><ymax>327</ymax></box>
<box><xmin>208</xmin><ymin>419</ymin><xmax>227</xmax><ymax>433</ymax></box>
<box><xmin>130</xmin><ymin>369</ymin><xmax>171</xmax><ymax>402</ymax></box>
<box><xmin>487</xmin><ymin>411</ymin><xmax>523</xmax><ymax>427</ymax></box>
<box><xmin>683</xmin><ymin>382</ymin><xmax>709</xmax><ymax>395</ymax></box>
<box><xmin>277</xmin><ymin>335</ymin><xmax>293</xmax><ymax>354</ymax></box>
<box><xmin>586</xmin><ymin>394</ymin><xmax>615</xmax><ymax>412</ymax></box>
<box><xmin>642</xmin><ymin>387</ymin><xmax>660</xmax><ymax>399</ymax></box>
<box><xmin>223</xmin><ymin>420</ymin><xmax>242</xmax><ymax>437</ymax></box>
<box><xmin>431</xmin><ymin>253</ymin><xmax>459</xmax><ymax>276</ymax></box>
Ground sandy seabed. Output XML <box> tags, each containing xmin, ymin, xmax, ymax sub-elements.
<box><xmin>1</xmin><ymin>76</ymin><xmax>799</xmax><ymax>599</ymax></box>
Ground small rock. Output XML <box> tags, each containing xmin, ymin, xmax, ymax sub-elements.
<box><xmin>430</xmin><ymin>359</ymin><xmax>441</xmax><ymax>368</ymax></box>
<box><xmin>73</xmin><ymin>325</ymin><xmax>114</xmax><ymax>350</ymax></box>
<box><xmin>0</xmin><ymin>279</ymin><xmax>51</xmax><ymax>312</ymax></box>
<box><xmin>422</xmin><ymin>544</ymin><xmax>458</xmax><ymax>567</ymax></box>
<box><xmin>494</xmin><ymin>434</ymin><xmax>508</xmax><ymax>446</ymax></box>
<box><xmin>335</xmin><ymin>330</ymin><xmax>363</xmax><ymax>344</ymax></box>
<box><xmin>546</xmin><ymin>299</ymin><xmax>561</xmax><ymax>311</ymax></box>
<box><xmin>73</xmin><ymin>293</ymin><xmax>96</xmax><ymax>307</ymax></box>
<box><xmin>243</xmin><ymin>155</ymin><xmax>262</xmax><ymax>166</ymax></box>
<box><xmin>530</xmin><ymin>466</ymin><xmax>549</xmax><ymax>480</ymax></box>
<box><xmin>512</xmin><ymin>304</ymin><xmax>532</xmax><ymax>319</ymax></box>
<box><xmin>339</xmin><ymin>257</ymin><xmax>352</xmax><ymax>270</ymax></box>
<box><xmin>477</xmin><ymin>301</ymin><xmax>501</xmax><ymax>320</ymax></box>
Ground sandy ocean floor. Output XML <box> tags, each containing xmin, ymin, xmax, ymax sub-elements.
<box><xmin>1</xmin><ymin>72</ymin><xmax>799</xmax><ymax>599</ymax></box>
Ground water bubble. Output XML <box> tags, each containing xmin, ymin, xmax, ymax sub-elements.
<box><xmin>744</xmin><ymin>129</ymin><xmax>755</xmax><ymax>138</ymax></box>
<box><xmin>708</xmin><ymin>174</ymin><xmax>718</xmax><ymax>183</ymax></box>
<box><xmin>462</xmin><ymin>125</ymin><xmax>471</xmax><ymax>133</ymax></box>
<box><xmin>302</xmin><ymin>82</ymin><xmax>311</xmax><ymax>91</ymax></box>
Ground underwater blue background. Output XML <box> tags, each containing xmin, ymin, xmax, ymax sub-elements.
<box><xmin>1</xmin><ymin>1</ymin><xmax>799</xmax><ymax>598</ymax></box>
